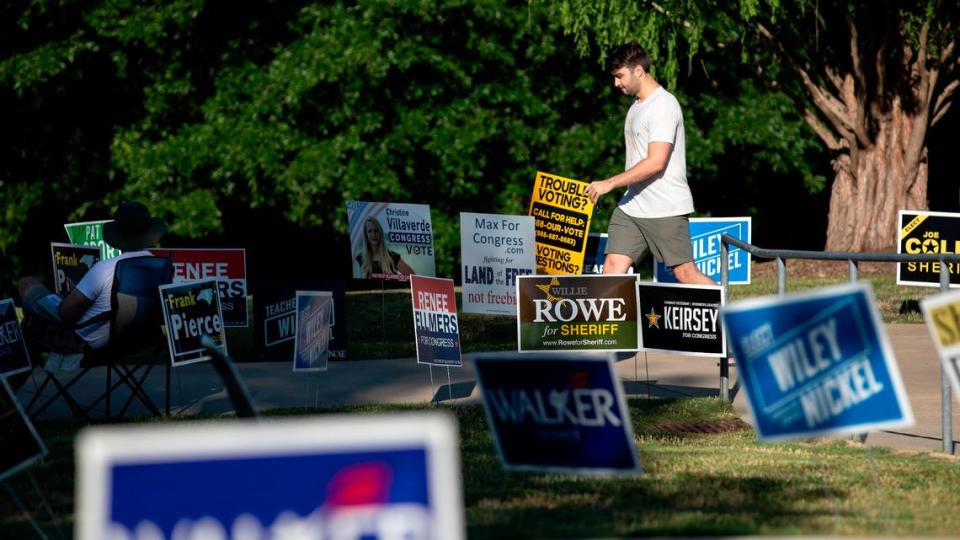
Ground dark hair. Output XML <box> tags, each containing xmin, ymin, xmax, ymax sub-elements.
<box><xmin>608</xmin><ymin>43</ymin><xmax>651</xmax><ymax>73</ymax></box>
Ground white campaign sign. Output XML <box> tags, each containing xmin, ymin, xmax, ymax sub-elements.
<box><xmin>459</xmin><ymin>213</ymin><xmax>535</xmax><ymax>315</ymax></box>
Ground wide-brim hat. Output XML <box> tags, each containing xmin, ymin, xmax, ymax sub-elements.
<box><xmin>103</xmin><ymin>201</ymin><xmax>166</xmax><ymax>251</ymax></box>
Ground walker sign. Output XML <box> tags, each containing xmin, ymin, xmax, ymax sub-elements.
<box><xmin>897</xmin><ymin>210</ymin><xmax>960</xmax><ymax>287</ymax></box>
<box><xmin>920</xmin><ymin>290</ymin><xmax>960</xmax><ymax>405</ymax></box>
<box><xmin>64</xmin><ymin>220</ymin><xmax>121</xmax><ymax>260</ymax></box>
<box><xmin>654</xmin><ymin>217</ymin><xmax>751</xmax><ymax>284</ymax></box>
<box><xmin>159</xmin><ymin>279</ymin><xmax>227</xmax><ymax>367</ymax></box>
<box><xmin>76</xmin><ymin>414</ymin><xmax>465</xmax><ymax>540</ymax></box>
<box><xmin>722</xmin><ymin>283</ymin><xmax>913</xmax><ymax>442</ymax></box>
<box><xmin>150</xmin><ymin>248</ymin><xmax>248</xmax><ymax>327</ymax></box>
<box><xmin>411</xmin><ymin>276</ymin><xmax>462</xmax><ymax>367</ymax></box>
<box><xmin>473</xmin><ymin>352</ymin><xmax>640</xmax><ymax>475</ymax></box>
<box><xmin>460</xmin><ymin>212</ymin><xmax>535</xmax><ymax>315</ymax></box>
<box><xmin>517</xmin><ymin>275</ymin><xmax>638</xmax><ymax>352</ymax></box>
<box><xmin>51</xmin><ymin>243</ymin><xmax>100</xmax><ymax>295</ymax></box>
<box><xmin>528</xmin><ymin>171</ymin><xmax>595</xmax><ymax>275</ymax></box>
<box><xmin>638</xmin><ymin>283</ymin><xmax>726</xmax><ymax>357</ymax></box>
<box><xmin>0</xmin><ymin>299</ymin><xmax>31</xmax><ymax>377</ymax></box>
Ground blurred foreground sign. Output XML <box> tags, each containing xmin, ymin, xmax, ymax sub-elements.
<box><xmin>920</xmin><ymin>290</ymin><xmax>960</xmax><ymax>405</ymax></box>
<box><xmin>722</xmin><ymin>283</ymin><xmax>913</xmax><ymax>441</ymax></box>
<box><xmin>473</xmin><ymin>352</ymin><xmax>640</xmax><ymax>475</ymax></box>
<box><xmin>77</xmin><ymin>413</ymin><xmax>464</xmax><ymax>540</ymax></box>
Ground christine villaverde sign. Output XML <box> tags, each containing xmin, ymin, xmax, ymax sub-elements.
<box><xmin>654</xmin><ymin>217</ymin><xmax>751</xmax><ymax>285</ymax></box>
<box><xmin>347</xmin><ymin>201</ymin><xmax>436</xmax><ymax>280</ymax></box>
<box><xmin>459</xmin><ymin>212</ymin><xmax>536</xmax><ymax>315</ymax></box>
<box><xmin>150</xmin><ymin>248</ymin><xmax>248</xmax><ymax>327</ymax></box>
<box><xmin>920</xmin><ymin>290</ymin><xmax>960</xmax><ymax>405</ymax></box>
<box><xmin>473</xmin><ymin>352</ymin><xmax>641</xmax><ymax>475</ymax></box>
<box><xmin>517</xmin><ymin>275</ymin><xmax>638</xmax><ymax>352</ymax></box>
<box><xmin>159</xmin><ymin>279</ymin><xmax>227</xmax><ymax>367</ymax></box>
<box><xmin>411</xmin><ymin>275</ymin><xmax>462</xmax><ymax>367</ymax></box>
<box><xmin>897</xmin><ymin>210</ymin><xmax>960</xmax><ymax>287</ymax></box>
<box><xmin>51</xmin><ymin>243</ymin><xmax>101</xmax><ymax>295</ymax></box>
<box><xmin>722</xmin><ymin>282</ymin><xmax>913</xmax><ymax>442</ymax></box>
<box><xmin>528</xmin><ymin>171</ymin><xmax>595</xmax><ymax>275</ymax></box>
<box><xmin>0</xmin><ymin>299</ymin><xmax>32</xmax><ymax>377</ymax></box>
<box><xmin>637</xmin><ymin>282</ymin><xmax>726</xmax><ymax>357</ymax></box>
<box><xmin>76</xmin><ymin>413</ymin><xmax>465</xmax><ymax>540</ymax></box>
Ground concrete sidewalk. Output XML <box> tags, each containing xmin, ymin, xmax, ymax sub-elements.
<box><xmin>16</xmin><ymin>324</ymin><xmax>958</xmax><ymax>454</ymax></box>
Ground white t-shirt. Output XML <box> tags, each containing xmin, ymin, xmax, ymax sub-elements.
<box><xmin>73</xmin><ymin>250</ymin><xmax>152</xmax><ymax>349</ymax></box>
<box><xmin>617</xmin><ymin>86</ymin><xmax>695</xmax><ymax>218</ymax></box>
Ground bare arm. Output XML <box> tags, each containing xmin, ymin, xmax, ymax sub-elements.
<box><xmin>59</xmin><ymin>289</ymin><xmax>93</xmax><ymax>324</ymax></box>
<box><xmin>584</xmin><ymin>142</ymin><xmax>672</xmax><ymax>203</ymax></box>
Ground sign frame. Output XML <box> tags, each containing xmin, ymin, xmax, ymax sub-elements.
<box><xmin>636</xmin><ymin>281</ymin><xmax>727</xmax><ymax>358</ymax></box>
<box><xmin>0</xmin><ymin>378</ymin><xmax>48</xmax><ymax>483</ymax></box>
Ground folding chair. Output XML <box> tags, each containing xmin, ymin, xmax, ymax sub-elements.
<box><xmin>26</xmin><ymin>256</ymin><xmax>173</xmax><ymax>420</ymax></box>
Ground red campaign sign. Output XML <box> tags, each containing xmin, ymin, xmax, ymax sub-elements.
<box><xmin>149</xmin><ymin>249</ymin><xmax>246</xmax><ymax>280</ymax></box>
<box><xmin>411</xmin><ymin>276</ymin><xmax>457</xmax><ymax>314</ymax></box>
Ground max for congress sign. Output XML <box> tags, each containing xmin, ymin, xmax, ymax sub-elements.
<box><xmin>516</xmin><ymin>275</ymin><xmax>638</xmax><ymax>352</ymax></box>
<box><xmin>897</xmin><ymin>210</ymin><xmax>960</xmax><ymax>287</ymax></box>
<box><xmin>459</xmin><ymin>212</ymin><xmax>535</xmax><ymax>315</ymax></box>
<box><xmin>722</xmin><ymin>283</ymin><xmax>913</xmax><ymax>441</ymax></box>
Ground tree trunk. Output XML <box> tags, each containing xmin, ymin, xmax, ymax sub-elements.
<box><xmin>823</xmin><ymin>105</ymin><xmax>929</xmax><ymax>252</ymax></box>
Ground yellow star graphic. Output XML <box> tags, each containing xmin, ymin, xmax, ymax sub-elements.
<box><xmin>645</xmin><ymin>307</ymin><xmax>661</xmax><ymax>328</ymax></box>
<box><xmin>535</xmin><ymin>277</ymin><xmax>561</xmax><ymax>302</ymax></box>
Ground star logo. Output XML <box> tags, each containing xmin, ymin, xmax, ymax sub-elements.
<box><xmin>535</xmin><ymin>277</ymin><xmax>561</xmax><ymax>302</ymax></box>
<box><xmin>645</xmin><ymin>307</ymin><xmax>661</xmax><ymax>328</ymax></box>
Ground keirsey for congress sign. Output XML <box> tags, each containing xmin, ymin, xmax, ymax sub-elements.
<box><xmin>474</xmin><ymin>352</ymin><xmax>640</xmax><ymax>475</ymax></box>
<box><xmin>722</xmin><ymin>283</ymin><xmax>913</xmax><ymax>442</ymax></box>
<box><xmin>411</xmin><ymin>275</ymin><xmax>462</xmax><ymax>367</ymax></box>
<box><xmin>517</xmin><ymin>275</ymin><xmax>638</xmax><ymax>352</ymax></box>
<box><xmin>528</xmin><ymin>171</ymin><xmax>595</xmax><ymax>275</ymax></box>
<box><xmin>459</xmin><ymin>213</ymin><xmax>535</xmax><ymax>315</ymax></box>
<box><xmin>654</xmin><ymin>217</ymin><xmax>751</xmax><ymax>284</ymax></box>
<box><xmin>637</xmin><ymin>283</ymin><xmax>726</xmax><ymax>357</ymax></box>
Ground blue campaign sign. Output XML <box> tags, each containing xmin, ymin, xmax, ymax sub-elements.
<box><xmin>654</xmin><ymin>217</ymin><xmax>751</xmax><ymax>284</ymax></box>
<box><xmin>473</xmin><ymin>352</ymin><xmax>641</xmax><ymax>475</ymax></box>
<box><xmin>77</xmin><ymin>414</ymin><xmax>465</xmax><ymax>540</ymax></box>
<box><xmin>582</xmin><ymin>233</ymin><xmax>633</xmax><ymax>274</ymax></box>
<box><xmin>722</xmin><ymin>283</ymin><xmax>913</xmax><ymax>442</ymax></box>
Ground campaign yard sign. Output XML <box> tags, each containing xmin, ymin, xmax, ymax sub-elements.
<box><xmin>150</xmin><ymin>248</ymin><xmax>249</xmax><ymax>327</ymax></box>
<box><xmin>347</xmin><ymin>201</ymin><xmax>436</xmax><ymax>280</ymax></box>
<box><xmin>0</xmin><ymin>378</ymin><xmax>48</xmax><ymax>482</ymax></box>
<box><xmin>64</xmin><ymin>219</ymin><xmax>121</xmax><ymax>260</ymax></box>
<box><xmin>528</xmin><ymin>171</ymin><xmax>595</xmax><ymax>275</ymax></box>
<box><xmin>897</xmin><ymin>210</ymin><xmax>960</xmax><ymax>287</ymax></box>
<box><xmin>460</xmin><ymin>212</ymin><xmax>536</xmax><ymax>315</ymax></box>
<box><xmin>50</xmin><ymin>243</ymin><xmax>101</xmax><ymax>295</ymax></box>
<box><xmin>920</xmin><ymin>290</ymin><xmax>960</xmax><ymax>405</ymax></box>
<box><xmin>159</xmin><ymin>279</ymin><xmax>227</xmax><ymax>367</ymax></box>
<box><xmin>517</xmin><ymin>274</ymin><xmax>638</xmax><ymax>352</ymax></box>
<box><xmin>637</xmin><ymin>282</ymin><xmax>726</xmax><ymax>357</ymax></box>
<box><xmin>722</xmin><ymin>283</ymin><xmax>913</xmax><ymax>442</ymax></box>
<box><xmin>0</xmin><ymin>299</ymin><xmax>31</xmax><ymax>377</ymax></box>
<box><xmin>76</xmin><ymin>413</ymin><xmax>465</xmax><ymax>540</ymax></box>
<box><xmin>473</xmin><ymin>352</ymin><xmax>641</xmax><ymax>475</ymax></box>
<box><xmin>411</xmin><ymin>276</ymin><xmax>462</xmax><ymax>367</ymax></box>
<box><xmin>654</xmin><ymin>217</ymin><xmax>751</xmax><ymax>285</ymax></box>
<box><xmin>293</xmin><ymin>291</ymin><xmax>333</xmax><ymax>372</ymax></box>
<box><xmin>254</xmin><ymin>280</ymin><xmax>347</xmax><ymax>362</ymax></box>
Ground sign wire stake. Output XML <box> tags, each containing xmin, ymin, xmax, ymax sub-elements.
<box><xmin>428</xmin><ymin>365</ymin><xmax>436</xmax><ymax>405</ymax></box>
<box><xmin>2</xmin><ymin>481</ymin><xmax>50</xmax><ymax>540</ymax></box>
<box><xmin>26</xmin><ymin>471</ymin><xmax>65</xmax><ymax>540</ymax></box>
<box><xmin>446</xmin><ymin>367</ymin><xmax>453</xmax><ymax>403</ymax></box>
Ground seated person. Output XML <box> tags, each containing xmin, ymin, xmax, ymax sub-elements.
<box><xmin>17</xmin><ymin>201</ymin><xmax>166</xmax><ymax>366</ymax></box>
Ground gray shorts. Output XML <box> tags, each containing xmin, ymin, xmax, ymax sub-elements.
<box><xmin>604</xmin><ymin>208</ymin><xmax>693</xmax><ymax>267</ymax></box>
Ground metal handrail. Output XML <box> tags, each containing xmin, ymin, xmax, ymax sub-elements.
<box><xmin>718</xmin><ymin>234</ymin><xmax>956</xmax><ymax>455</ymax></box>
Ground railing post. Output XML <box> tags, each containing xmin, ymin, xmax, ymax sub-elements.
<box><xmin>777</xmin><ymin>256</ymin><xmax>787</xmax><ymax>296</ymax></box>
<box><xmin>720</xmin><ymin>241</ymin><xmax>730</xmax><ymax>403</ymax></box>
<box><xmin>940</xmin><ymin>259</ymin><xmax>955</xmax><ymax>454</ymax></box>
<box><xmin>848</xmin><ymin>259</ymin><xmax>858</xmax><ymax>283</ymax></box>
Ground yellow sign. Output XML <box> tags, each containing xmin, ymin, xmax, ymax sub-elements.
<box><xmin>528</xmin><ymin>171</ymin><xmax>595</xmax><ymax>275</ymax></box>
<box><xmin>928</xmin><ymin>301</ymin><xmax>960</xmax><ymax>350</ymax></box>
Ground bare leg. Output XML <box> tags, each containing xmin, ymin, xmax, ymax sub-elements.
<box><xmin>671</xmin><ymin>261</ymin><xmax>717</xmax><ymax>286</ymax></box>
<box><xmin>602</xmin><ymin>253</ymin><xmax>634</xmax><ymax>274</ymax></box>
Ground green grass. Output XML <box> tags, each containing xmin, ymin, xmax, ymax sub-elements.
<box><xmin>4</xmin><ymin>399</ymin><xmax>960</xmax><ymax>538</ymax></box>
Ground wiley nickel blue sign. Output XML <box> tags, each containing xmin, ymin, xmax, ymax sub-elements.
<box><xmin>654</xmin><ymin>217</ymin><xmax>751</xmax><ymax>284</ymax></box>
<box><xmin>473</xmin><ymin>352</ymin><xmax>640</xmax><ymax>475</ymax></box>
<box><xmin>77</xmin><ymin>413</ymin><xmax>465</xmax><ymax>540</ymax></box>
<box><xmin>721</xmin><ymin>283</ymin><xmax>913</xmax><ymax>441</ymax></box>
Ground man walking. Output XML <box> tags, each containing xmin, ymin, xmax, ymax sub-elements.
<box><xmin>584</xmin><ymin>43</ymin><xmax>714</xmax><ymax>285</ymax></box>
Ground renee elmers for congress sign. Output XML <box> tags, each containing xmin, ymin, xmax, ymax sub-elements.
<box><xmin>473</xmin><ymin>352</ymin><xmax>640</xmax><ymax>475</ymax></box>
<box><xmin>920</xmin><ymin>290</ymin><xmax>960</xmax><ymax>405</ymax></box>
<box><xmin>149</xmin><ymin>248</ymin><xmax>249</xmax><ymax>328</ymax></box>
<box><xmin>528</xmin><ymin>171</ymin><xmax>595</xmax><ymax>275</ymax></box>
<box><xmin>722</xmin><ymin>283</ymin><xmax>913</xmax><ymax>442</ymax></box>
<box><xmin>411</xmin><ymin>275</ymin><xmax>462</xmax><ymax>367</ymax></box>
<box><xmin>654</xmin><ymin>217</ymin><xmax>751</xmax><ymax>285</ymax></box>
<box><xmin>460</xmin><ymin>213</ymin><xmax>535</xmax><ymax>315</ymax></box>
<box><xmin>517</xmin><ymin>275</ymin><xmax>638</xmax><ymax>352</ymax></box>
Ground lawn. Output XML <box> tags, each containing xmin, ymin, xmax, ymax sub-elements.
<box><xmin>3</xmin><ymin>399</ymin><xmax>960</xmax><ymax>538</ymax></box>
